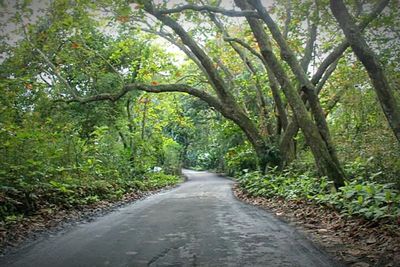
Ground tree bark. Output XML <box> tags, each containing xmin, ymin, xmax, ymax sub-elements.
<box><xmin>248</xmin><ymin>0</ymin><xmax>343</xmax><ymax>175</ymax></box>
<box><xmin>330</xmin><ymin>0</ymin><xmax>400</xmax><ymax>143</ymax></box>
<box><xmin>278</xmin><ymin>0</ymin><xmax>389</xmax><ymax>166</ymax></box>
<box><xmin>142</xmin><ymin>2</ymin><xmax>279</xmax><ymax>172</ymax></box>
<box><xmin>235</xmin><ymin>0</ymin><xmax>345</xmax><ymax>188</ymax></box>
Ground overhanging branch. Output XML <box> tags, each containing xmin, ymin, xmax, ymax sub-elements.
<box><xmin>312</xmin><ymin>0</ymin><xmax>389</xmax><ymax>85</ymax></box>
<box><xmin>60</xmin><ymin>83</ymin><xmax>224</xmax><ymax>113</ymax></box>
<box><xmin>158</xmin><ymin>4</ymin><xmax>258</xmax><ymax>18</ymax></box>
<box><xmin>224</xmin><ymin>37</ymin><xmax>265</xmax><ymax>63</ymax></box>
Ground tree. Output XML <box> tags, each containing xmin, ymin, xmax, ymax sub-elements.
<box><xmin>3</xmin><ymin>0</ymin><xmax>393</xmax><ymax>189</ymax></box>
<box><xmin>140</xmin><ymin>0</ymin><xmax>388</xmax><ymax>187</ymax></box>
<box><xmin>330</xmin><ymin>0</ymin><xmax>400</xmax><ymax>144</ymax></box>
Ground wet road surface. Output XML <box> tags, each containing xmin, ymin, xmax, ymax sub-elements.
<box><xmin>1</xmin><ymin>170</ymin><xmax>341</xmax><ymax>267</ymax></box>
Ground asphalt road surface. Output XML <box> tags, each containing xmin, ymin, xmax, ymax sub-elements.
<box><xmin>1</xmin><ymin>170</ymin><xmax>341</xmax><ymax>267</ymax></box>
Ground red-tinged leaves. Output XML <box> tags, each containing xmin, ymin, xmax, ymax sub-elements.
<box><xmin>71</xmin><ymin>42</ymin><xmax>80</xmax><ymax>49</ymax></box>
<box><xmin>116</xmin><ymin>16</ymin><xmax>129</xmax><ymax>23</ymax></box>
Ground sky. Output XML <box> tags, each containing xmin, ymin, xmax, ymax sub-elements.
<box><xmin>0</xmin><ymin>0</ymin><xmax>274</xmax><ymax>63</ymax></box>
<box><xmin>0</xmin><ymin>0</ymin><xmax>274</xmax><ymax>39</ymax></box>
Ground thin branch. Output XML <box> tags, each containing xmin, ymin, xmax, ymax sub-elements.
<box><xmin>283</xmin><ymin>0</ymin><xmax>292</xmax><ymax>40</ymax></box>
<box><xmin>140</xmin><ymin>27</ymin><xmax>208</xmax><ymax>77</ymax></box>
<box><xmin>78</xmin><ymin>37</ymin><xmax>123</xmax><ymax>81</ymax></box>
<box><xmin>315</xmin><ymin>58</ymin><xmax>339</xmax><ymax>94</ymax></box>
<box><xmin>158</xmin><ymin>4</ymin><xmax>258</xmax><ymax>18</ymax></box>
<box><xmin>18</xmin><ymin>18</ymin><xmax>80</xmax><ymax>98</ymax></box>
<box><xmin>300</xmin><ymin>1</ymin><xmax>318</xmax><ymax>72</ymax></box>
<box><xmin>224</xmin><ymin>37</ymin><xmax>265</xmax><ymax>63</ymax></box>
<box><xmin>311</xmin><ymin>0</ymin><xmax>389</xmax><ymax>85</ymax></box>
<box><xmin>174</xmin><ymin>74</ymin><xmax>207</xmax><ymax>84</ymax></box>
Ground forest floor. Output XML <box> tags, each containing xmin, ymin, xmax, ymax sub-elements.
<box><xmin>233</xmin><ymin>184</ymin><xmax>400</xmax><ymax>267</ymax></box>
<box><xmin>0</xmin><ymin>185</ymin><xmax>179</xmax><ymax>256</ymax></box>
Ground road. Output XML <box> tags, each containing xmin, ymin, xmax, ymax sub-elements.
<box><xmin>1</xmin><ymin>170</ymin><xmax>341</xmax><ymax>267</ymax></box>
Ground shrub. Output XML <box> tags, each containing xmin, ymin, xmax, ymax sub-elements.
<box><xmin>225</xmin><ymin>142</ymin><xmax>258</xmax><ymax>176</ymax></box>
<box><xmin>237</xmin><ymin>170</ymin><xmax>400</xmax><ymax>221</ymax></box>
<box><xmin>0</xmin><ymin>172</ymin><xmax>181</xmax><ymax>221</ymax></box>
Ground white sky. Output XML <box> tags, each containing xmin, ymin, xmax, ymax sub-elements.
<box><xmin>0</xmin><ymin>0</ymin><xmax>273</xmax><ymax>63</ymax></box>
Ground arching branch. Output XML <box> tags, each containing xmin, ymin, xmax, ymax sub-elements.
<box><xmin>62</xmin><ymin>83</ymin><xmax>223</xmax><ymax>111</ymax></box>
<box><xmin>158</xmin><ymin>4</ymin><xmax>258</xmax><ymax>18</ymax></box>
<box><xmin>312</xmin><ymin>0</ymin><xmax>389</xmax><ymax>85</ymax></box>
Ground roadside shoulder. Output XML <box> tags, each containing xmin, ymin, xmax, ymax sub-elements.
<box><xmin>232</xmin><ymin>184</ymin><xmax>400</xmax><ymax>267</ymax></box>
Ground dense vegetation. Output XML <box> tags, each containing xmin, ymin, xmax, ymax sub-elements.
<box><xmin>1</xmin><ymin>0</ymin><xmax>399</xmax><ymax>224</ymax></box>
<box><xmin>237</xmin><ymin>169</ymin><xmax>400</xmax><ymax>221</ymax></box>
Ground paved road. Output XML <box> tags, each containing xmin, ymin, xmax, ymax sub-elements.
<box><xmin>1</xmin><ymin>170</ymin><xmax>341</xmax><ymax>267</ymax></box>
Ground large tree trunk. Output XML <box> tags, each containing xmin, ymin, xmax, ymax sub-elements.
<box><xmin>279</xmin><ymin>121</ymin><xmax>298</xmax><ymax>167</ymax></box>
<box><xmin>248</xmin><ymin>0</ymin><xmax>343</xmax><ymax>176</ymax></box>
<box><xmin>235</xmin><ymin>0</ymin><xmax>345</xmax><ymax>188</ymax></box>
<box><xmin>330</xmin><ymin>0</ymin><xmax>400</xmax><ymax>144</ymax></box>
<box><xmin>279</xmin><ymin>0</ymin><xmax>390</xmax><ymax>166</ymax></box>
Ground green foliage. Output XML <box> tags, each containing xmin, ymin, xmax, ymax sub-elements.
<box><xmin>0</xmin><ymin>0</ymin><xmax>186</xmax><ymax>222</ymax></box>
<box><xmin>224</xmin><ymin>142</ymin><xmax>258</xmax><ymax>176</ymax></box>
<box><xmin>142</xmin><ymin>172</ymin><xmax>181</xmax><ymax>189</ymax></box>
<box><xmin>237</xmin><ymin>170</ymin><xmax>400</xmax><ymax>221</ymax></box>
<box><xmin>314</xmin><ymin>180</ymin><xmax>400</xmax><ymax>221</ymax></box>
<box><xmin>0</xmin><ymin>171</ymin><xmax>180</xmax><ymax>220</ymax></box>
<box><xmin>161</xmin><ymin>137</ymin><xmax>183</xmax><ymax>175</ymax></box>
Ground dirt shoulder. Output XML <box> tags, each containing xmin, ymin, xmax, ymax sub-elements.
<box><xmin>233</xmin><ymin>184</ymin><xmax>400</xmax><ymax>267</ymax></box>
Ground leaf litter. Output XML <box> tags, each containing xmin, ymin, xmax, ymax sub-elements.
<box><xmin>233</xmin><ymin>184</ymin><xmax>400</xmax><ymax>267</ymax></box>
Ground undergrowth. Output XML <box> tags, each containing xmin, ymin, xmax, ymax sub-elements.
<box><xmin>237</xmin><ymin>169</ymin><xmax>400</xmax><ymax>221</ymax></box>
<box><xmin>0</xmin><ymin>172</ymin><xmax>180</xmax><ymax>223</ymax></box>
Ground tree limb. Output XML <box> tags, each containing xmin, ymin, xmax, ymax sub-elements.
<box><xmin>283</xmin><ymin>0</ymin><xmax>292</xmax><ymax>40</ymax></box>
<box><xmin>300</xmin><ymin>1</ymin><xmax>318</xmax><ymax>72</ymax></box>
<box><xmin>224</xmin><ymin>37</ymin><xmax>264</xmax><ymax>63</ymax></box>
<box><xmin>330</xmin><ymin>0</ymin><xmax>400</xmax><ymax>143</ymax></box>
<box><xmin>158</xmin><ymin>4</ymin><xmax>258</xmax><ymax>18</ymax></box>
<box><xmin>61</xmin><ymin>83</ymin><xmax>224</xmax><ymax>112</ymax></box>
<box><xmin>311</xmin><ymin>0</ymin><xmax>389</xmax><ymax>85</ymax></box>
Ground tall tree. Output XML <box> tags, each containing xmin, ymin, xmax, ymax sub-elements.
<box><xmin>330</xmin><ymin>0</ymin><xmax>400</xmax><ymax>143</ymax></box>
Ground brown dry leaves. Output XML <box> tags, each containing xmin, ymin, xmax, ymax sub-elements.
<box><xmin>233</xmin><ymin>184</ymin><xmax>400</xmax><ymax>267</ymax></box>
<box><xmin>0</xmin><ymin>189</ymin><xmax>167</xmax><ymax>255</ymax></box>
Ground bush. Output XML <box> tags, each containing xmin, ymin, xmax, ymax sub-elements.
<box><xmin>314</xmin><ymin>180</ymin><xmax>400</xmax><ymax>220</ymax></box>
<box><xmin>237</xmin><ymin>170</ymin><xmax>400</xmax><ymax>221</ymax></box>
<box><xmin>0</xmin><ymin>172</ymin><xmax>181</xmax><ymax>221</ymax></box>
<box><xmin>224</xmin><ymin>142</ymin><xmax>258</xmax><ymax>176</ymax></box>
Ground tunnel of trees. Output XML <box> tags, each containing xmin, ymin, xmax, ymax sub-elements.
<box><xmin>1</xmin><ymin>0</ymin><xmax>400</xmax><ymax>231</ymax></box>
